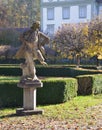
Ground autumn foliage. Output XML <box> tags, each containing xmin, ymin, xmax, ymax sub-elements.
<box><xmin>53</xmin><ymin>15</ymin><xmax>102</xmax><ymax>66</ymax></box>
<box><xmin>0</xmin><ymin>0</ymin><xmax>40</xmax><ymax>28</ymax></box>
<box><xmin>85</xmin><ymin>16</ymin><xmax>102</xmax><ymax>65</ymax></box>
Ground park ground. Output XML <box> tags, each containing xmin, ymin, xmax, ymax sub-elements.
<box><xmin>0</xmin><ymin>95</ymin><xmax>102</xmax><ymax>130</ymax></box>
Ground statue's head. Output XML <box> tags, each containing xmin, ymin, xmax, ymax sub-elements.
<box><xmin>31</xmin><ymin>21</ymin><xmax>40</xmax><ymax>30</ymax></box>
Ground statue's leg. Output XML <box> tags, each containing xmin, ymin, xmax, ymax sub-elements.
<box><xmin>25</xmin><ymin>52</ymin><xmax>37</xmax><ymax>80</ymax></box>
<box><xmin>33</xmin><ymin>63</ymin><xmax>38</xmax><ymax>80</ymax></box>
<box><xmin>20</xmin><ymin>63</ymin><xmax>29</xmax><ymax>81</ymax></box>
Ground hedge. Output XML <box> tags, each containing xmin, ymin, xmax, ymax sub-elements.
<box><xmin>0</xmin><ymin>67</ymin><xmax>22</xmax><ymax>76</ymax></box>
<box><xmin>37</xmin><ymin>78</ymin><xmax>78</xmax><ymax>104</ymax></box>
<box><xmin>0</xmin><ymin>65</ymin><xmax>102</xmax><ymax>77</ymax></box>
<box><xmin>77</xmin><ymin>74</ymin><xmax>102</xmax><ymax>95</ymax></box>
<box><xmin>0</xmin><ymin>77</ymin><xmax>77</xmax><ymax>107</ymax></box>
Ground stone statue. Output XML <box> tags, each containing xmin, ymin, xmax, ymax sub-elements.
<box><xmin>15</xmin><ymin>21</ymin><xmax>50</xmax><ymax>82</ymax></box>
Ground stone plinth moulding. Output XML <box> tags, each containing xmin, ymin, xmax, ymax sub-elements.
<box><xmin>16</xmin><ymin>80</ymin><xmax>43</xmax><ymax>116</ymax></box>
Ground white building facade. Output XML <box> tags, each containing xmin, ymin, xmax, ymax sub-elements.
<box><xmin>40</xmin><ymin>0</ymin><xmax>102</xmax><ymax>35</ymax></box>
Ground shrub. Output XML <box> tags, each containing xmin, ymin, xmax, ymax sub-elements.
<box><xmin>0</xmin><ymin>65</ymin><xmax>102</xmax><ymax>77</ymax></box>
<box><xmin>0</xmin><ymin>67</ymin><xmax>22</xmax><ymax>76</ymax></box>
<box><xmin>77</xmin><ymin>74</ymin><xmax>102</xmax><ymax>95</ymax></box>
<box><xmin>0</xmin><ymin>77</ymin><xmax>77</xmax><ymax>107</ymax></box>
<box><xmin>92</xmin><ymin>75</ymin><xmax>102</xmax><ymax>94</ymax></box>
<box><xmin>0</xmin><ymin>78</ymin><xmax>23</xmax><ymax>107</ymax></box>
<box><xmin>37</xmin><ymin>78</ymin><xmax>78</xmax><ymax>104</ymax></box>
<box><xmin>77</xmin><ymin>75</ymin><xmax>93</xmax><ymax>95</ymax></box>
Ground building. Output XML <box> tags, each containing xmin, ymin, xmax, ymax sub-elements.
<box><xmin>40</xmin><ymin>0</ymin><xmax>102</xmax><ymax>35</ymax></box>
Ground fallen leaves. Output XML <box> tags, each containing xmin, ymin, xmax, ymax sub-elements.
<box><xmin>0</xmin><ymin>103</ymin><xmax>102</xmax><ymax>129</ymax></box>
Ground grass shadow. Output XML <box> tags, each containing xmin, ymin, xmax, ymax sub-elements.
<box><xmin>0</xmin><ymin>113</ymin><xmax>17</xmax><ymax>119</ymax></box>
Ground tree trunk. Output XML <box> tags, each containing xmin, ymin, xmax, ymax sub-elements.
<box><xmin>96</xmin><ymin>55</ymin><xmax>100</xmax><ymax>67</ymax></box>
<box><xmin>76</xmin><ymin>55</ymin><xmax>80</xmax><ymax>68</ymax></box>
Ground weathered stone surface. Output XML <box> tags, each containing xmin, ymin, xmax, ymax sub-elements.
<box><xmin>16</xmin><ymin>108</ymin><xmax>44</xmax><ymax>116</ymax></box>
<box><xmin>16</xmin><ymin>80</ymin><xmax>43</xmax><ymax>115</ymax></box>
<box><xmin>17</xmin><ymin>79</ymin><xmax>43</xmax><ymax>88</ymax></box>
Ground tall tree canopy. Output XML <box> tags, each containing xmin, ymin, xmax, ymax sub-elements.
<box><xmin>84</xmin><ymin>16</ymin><xmax>102</xmax><ymax>66</ymax></box>
<box><xmin>53</xmin><ymin>23</ymin><xmax>88</xmax><ymax>66</ymax></box>
<box><xmin>53</xmin><ymin>15</ymin><xmax>102</xmax><ymax>66</ymax></box>
<box><xmin>0</xmin><ymin>0</ymin><xmax>40</xmax><ymax>27</ymax></box>
<box><xmin>85</xmin><ymin>16</ymin><xmax>102</xmax><ymax>58</ymax></box>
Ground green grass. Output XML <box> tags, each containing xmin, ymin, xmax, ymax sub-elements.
<box><xmin>0</xmin><ymin>76</ymin><xmax>20</xmax><ymax>80</ymax></box>
<box><xmin>41</xmin><ymin>94</ymin><xmax>102</xmax><ymax>119</ymax></box>
<box><xmin>0</xmin><ymin>76</ymin><xmax>20</xmax><ymax>83</ymax></box>
<box><xmin>0</xmin><ymin>94</ymin><xmax>102</xmax><ymax>120</ymax></box>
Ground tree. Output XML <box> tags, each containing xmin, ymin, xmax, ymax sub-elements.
<box><xmin>0</xmin><ymin>0</ymin><xmax>40</xmax><ymax>47</ymax></box>
<box><xmin>0</xmin><ymin>0</ymin><xmax>40</xmax><ymax>28</ymax></box>
<box><xmin>53</xmin><ymin>23</ymin><xmax>88</xmax><ymax>67</ymax></box>
<box><xmin>84</xmin><ymin>16</ymin><xmax>102</xmax><ymax>66</ymax></box>
<box><xmin>0</xmin><ymin>1</ymin><xmax>9</xmax><ymax>27</ymax></box>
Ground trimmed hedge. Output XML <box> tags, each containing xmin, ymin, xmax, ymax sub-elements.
<box><xmin>0</xmin><ymin>77</ymin><xmax>77</xmax><ymax>107</ymax></box>
<box><xmin>92</xmin><ymin>75</ymin><xmax>102</xmax><ymax>94</ymax></box>
<box><xmin>77</xmin><ymin>74</ymin><xmax>102</xmax><ymax>95</ymax></box>
<box><xmin>37</xmin><ymin>78</ymin><xmax>78</xmax><ymax>104</ymax></box>
<box><xmin>0</xmin><ymin>67</ymin><xmax>22</xmax><ymax>76</ymax></box>
<box><xmin>0</xmin><ymin>79</ymin><xmax>23</xmax><ymax>107</ymax></box>
<box><xmin>0</xmin><ymin>65</ymin><xmax>102</xmax><ymax>77</ymax></box>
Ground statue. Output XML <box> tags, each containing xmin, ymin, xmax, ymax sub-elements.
<box><xmin>15</xmin><ymin>21</ymin><xmax>50</xmax><ymax>82</ymax></box>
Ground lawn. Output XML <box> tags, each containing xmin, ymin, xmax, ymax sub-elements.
<box><xmin>0</xmin><ymin>94</ymin><xmax>102</xmax><ymax>129</ymax></box>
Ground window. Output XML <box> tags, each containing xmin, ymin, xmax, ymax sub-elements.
<box><xmin>47</xmin><ymin>8</ymin><xmax>54</xmax><ymax>20</ymax></box>
<box><xmin>79</xmin><ymin>6</ymin><xmax>87</xmax><ymax>18</ymax></box>
<box><xmin>99</xmin><ymin>5</ymin><xmax>102</xmax><ymax>15</ymax></box>
<box><xmin>47</xmin><ymin>24</ymin><xmax>54</xmax><ymax>34</ymax></box>
<box><xmin>62</xmin><ymin>7</ymin><xmax>70</xmax><ymax>19</ymax></box>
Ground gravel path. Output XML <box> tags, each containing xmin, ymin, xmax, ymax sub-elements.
<box><xmin>0</xmin><ymin>104</ymin><xmax>102</xmax><ymax>130</ymax></box>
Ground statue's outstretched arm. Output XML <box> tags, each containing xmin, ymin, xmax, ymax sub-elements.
<box><xmin>39</xmin><ymin>32</ymin><xmax>50</xmax><ymax>46</ymax></box>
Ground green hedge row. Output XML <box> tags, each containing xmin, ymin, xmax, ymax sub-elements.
<box><xmin>0</xmin><ymin>65</ymin><xmax>102</xmax><ymax>77</ymax></box>
<box><xmin>0</xmin><ymin>77</ymin><xmax>77</xmax><ymax>107</ymax></box>
<box><xmin>77</xmin><ymin>74</ymin><xmax>102</xmax><ymax>95</ymax></box>
<box><xmin>0</xmin><ymin>67</ymin><xmax>22</xmax><ymax>76</ymax></box>
<box><xmin>0</xmin><ymin>74</ymin><xmax>102</xmax><ymax>107</ymax></box>
<box><xmin>37</xmin><ymin>78</ymin><xmax>77</xmax><ymax>104</ymax></box>
<box><xmin>0</xmin><ymin>79</ymin><xmax>23</xmax><ymax>107</ymax></box>
<box><xmin>37</xmin><ymin>66</ymin><xmax>102</xmax><ymax>77</ymax></box>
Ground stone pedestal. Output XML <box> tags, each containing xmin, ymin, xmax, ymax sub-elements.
<box><xmin>16</xmin><ymin>80</ymin><xmax>43</xmax><ymax>116</ymax></box>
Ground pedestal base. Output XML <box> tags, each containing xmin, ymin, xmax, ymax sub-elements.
<box><xmin>18</xmin><ymin>79</ymin><xmax>43</xmax><ymax>88</ymax></box>
<box><xmin>16</xmin><ymin>80</ymin><xmax>43</xmax><ymax>116</ymax></box>
<box><xmin>16</xmin><ymin>108</ymin><xmax>44</xmax><ymax>116</ymax></box>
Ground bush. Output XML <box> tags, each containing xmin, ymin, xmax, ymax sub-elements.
<box><xmin>0</xmin><ymin>59</ymin><xmax>24</xmax><ymax>64</ymax></box>
<box><xmin>92</xmin><ymin>75</ymin><xmax>102</xmax><ymax>94</ymax></box>
<box><xmin>0</xmin><ymin>78</ymin><xmax>23</xmax><ymax>107</ymax></box>
<box><xmin>77</xmin><ymin>75</ymin><xmax>93</xmax><ymax>95</ymax></box>
<box><xmin>0</xmin><ymin>77</ymin><xmax>77</xmax><ymax>107</ymax></box>
<box><xmin>77</xmin><ymin>74</ymin><xmax>102</xmax><ymax>95</ymax></box>
<box><xmin>37</xmin><ymin>78</ymin><xmax>78</xmax><ymax>104</ymax></box>
<box><xmin>0</xmin><ymin>65</ymin><xmax>102</xmax><ymax>77</ymax></box>
<box><xmin>0</xmin><ymin>67</ymin><xmax>22</xmax><ymax>76</ymax></box>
